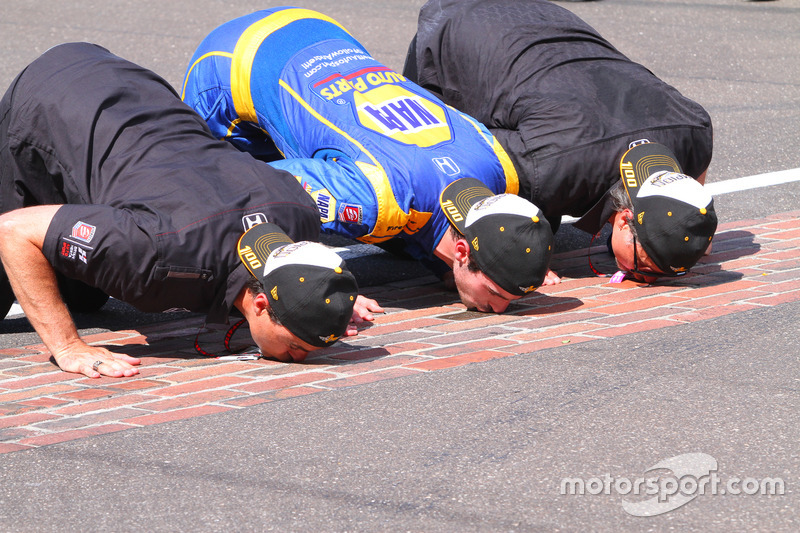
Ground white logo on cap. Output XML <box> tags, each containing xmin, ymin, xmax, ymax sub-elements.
<box><xmin>638</xmin><ymin>172</ymin><xmax>712</xmax><ymax>209</ymax></box>
<box><xmin>263</xmin><ymin>241</ymin><xmax>344</xmax><ymax>277</ymax></box>
<box><xmin>465</xmin><ymin>194</ymin><xmax>542</xmax><ymax>227</ymax></box>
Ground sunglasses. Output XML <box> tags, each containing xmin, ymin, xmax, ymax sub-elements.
<box><xmin>629</xmin><ymin>235</ymin><xmax>686</xmax><ymax>279</ymax></box>
<box><xmin>587</xmin><ymin>233</ymin><xmax>687</xmax><ymax>279</ymax></box>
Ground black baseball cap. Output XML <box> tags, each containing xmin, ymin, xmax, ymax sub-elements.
<box><xmin>440</xmin><ymin>178</ymin><xmax>553</xmax><ymax>295</ymax></box>
<box><xmin>620</xmin><ymin>142</ymin><xmax>717</xmax><ymax>275</ymax></box>
<box><xmin>237</xmin><ymin>223</ymin><xmax>358</xmax><ymax>347</ymax></box>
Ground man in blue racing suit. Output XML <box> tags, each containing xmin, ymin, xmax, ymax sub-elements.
<box><xmin>182</xmin><ymin>7</ymin><xmax>555</xmax><ymax>313</ymax></box>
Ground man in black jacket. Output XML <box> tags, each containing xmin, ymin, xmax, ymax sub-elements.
<box><xmin>0</xmin><ymin>43</ymin><xmax>376</xmax><ymax>377</ymax></box>
<box><xmin>404</xmin><ymin>0</ymin><xmax>716</xmax><ymax>282</ymax></box>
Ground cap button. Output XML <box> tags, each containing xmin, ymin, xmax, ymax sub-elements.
<box><xmin>335</xmin><ymin>267</ymin><xmax>343</xmax><ymax>274</ymax></box>
<box><xmin>700</xmin><ymin>208</ymin><xmax>707</xmax><ymax>215</ymax></box>
<box><xmin>532</xmin><ymin>216</ymin><xmax>539</xmax><ymax>223</ymax></box>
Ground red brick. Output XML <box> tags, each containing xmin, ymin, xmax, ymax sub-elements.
<box><xmin>336</xmin><ymin>355</ymin><xmax>430</xmax><ymax>375</ymax></box>
<box><xmin>0</xmin><ymin>443</ymin><xmax>34</xmax><ymax>455</ymax></box>
<box><xmin>762</xmin><ymin>237</ymin><xmax>800</xmax><ymax>251</ymax></box>
<box><xmin>762</xmin><ymin>228</ymin><xmax>800</xmax><ymax>240</ymax></box>
<box><xmin>0</xmin><ymin>363</ymin><xmax>62</xmax><ymax>378</ymax></box>
<box><xmin>325</xmin><ymin>346</ymin><xmax>393</xmax><ymax>362</ymax></box>
<box><xmin>584</xmin><ymin>306</ymin><xmax>685</xmax><ymax>326</ymax></box>
<box><xmin>762</xmin><ymin>258</ymin><xmax>800</xmax><ymax>271</ymax></box>
<box><xmin>19</xmin><ymin>397</ymin><xmax>70</xmax><ymax>409</ymax></box>
<box><xmin>1</xmin><ymin>372</ymin><xmax>80</xmax><ymax>390</ymax></box>
<box><xmin>0</xmin><ymin>385</ymin><xmax>81</xmax><ymax>403</ymax></box>
<box><xmin>240</xmin><ymin>361</ymin><xmax>321</xmax><ymax>379</ymax></box>
<box><xmin>54</xmin><ymin>393</ymin><xmax>156</xmax><ymax>416</ymax></box>
<box><xmin>236</xmin><ymin>371</ymin><xmax>339</xmax><ymax>393</ymax></box>
<box><xmin>0</xmin><ymin>348</ymin><xmax>43</xmax><ymax>357</ymax></box>
<box><xmin>422</xmin><ymin>338</ymin><xmax>517</xmax><ymax>357</ymax></box>
<box><xmin>222</xmin><ymin>386</ymin><xmax>322</xmax><ymax>407</ymax></box>
<box><xmin>425</xmin><ymin>313</ymin><xmax>530</xmax><ymax>332</ymax></box>
<box><xmin>754</xmin><ymin>278</ymin><xmax>800</xmax><ymax>294</ymax></box>
<box><xmin>102</xmin><ymin>378</ymin><xmax>173</xmax><ymax>391</ymax></box>
<box><xmin>511</xmin><ymin>310</ymin><xmax>608</xmax><ymax>330</ymax></box>
<box><xmin>0</xmin><ymin>412</ymin><xmax>60</xmax><ymax>429</ymax></box>
<box><xmin>82</xmin><ymin>331</ymin><xmax>142</xmax><ymax>344</ymax></box>
<box><xmin>550</xmin><ymin>286</ymin><xmax>624</xmax><ymax>301</ymax></box>
<box><xmin>373</xmin><ymin>306</ymin><xmax>455</xmax><ymax>324</ymax></box>
<box><xmin>511</xmin><ymin>322</ymin><xmax>605</xmax><ymax>342</ymax></box>
<box><xmin>160</xmin><ymin>362</ymin><xmax>258</xmax><ymax>383</ymax></box>
<box><xmin>766</xmin><ymin>209</ymin><xmax>800</xmax><ymax>220</ymax></box>
<box><xmin>0</xmin><ymin>427</ymin><xmax>39</xmax><ymax>441</ymax></box>
<box><xmin>321</xmin><ymin>367</ymin><xmax>422</xmax><ymax>388</ymax></box>
<box><xmin>123</xmin><ymin>405</ymin><xmax>231</xmax><ymax>426</ymax></box>
<box><xmin>515</xmin><ymin>297</ymin><xmax>603</xmax><ymax>317</ymax></box>
<box><xmin>407</xmin><ymin>350</ymin><xmax>514</xmax><ymax>371</ymax></box>
<box><xmin>679</xmin><ymin>289</ymin><xmax>771</xmax><ymax>309</ymax></box>
<box><xmin>423</xmin><ymin>328</ymin><xmax>517</xmax><ymax>346</ymax></box>
<box><xmin>716</xmin><ymin>219</ymin><xmax>775</xmax><ymax>232</ymax></box>
<box><xmin>672</xmin><ymin>303</ymin><xmax>762</xmax><ymax>323</ymax></box>
<box><xmin>152</xmin><ymin>376</ymin><xmax>255</xmax><ymax>397</ymax></box>
<box><xmin>18</xmin><ymin>423</ymin><xmax>133</xmax><ymax>447</ymax></box>
<box><xmin>692</xmin><ymin>258</ymin><xmax>774</xmax><ymax>274</ymax></box>
<box><xmin>747</xmin><ymin>292</ymin><xmax>800</xmax><ymax>307</ymax></box>
<box><xmin>358</xmin><ymin>317</ymin><xmax>450</xmax><ymax>337</ymax></box>
<box><xmin>760</xmin><ymin>249</ymin><xmax>800</xmax><ymax>262</ymax></box>
<box><xmin>672</xmin><ymin>279</ymin><xmax>769</xmax><ymax>299</ymax></box>
<box><xmin>327</xmin><ymin>341</ymin><xmax>434</xmax><ymax>361</ymax></box>
<box><xmin>759</xmin><ymin>270</ymin><xmax>800</xmax><ymax>283</ymax></box>
<box><xmin>586</xmin><ymin>283</ymin><xmax>684</xmax><ymax>304</ymax></box>
<box><xmin>536</xmin><ymin>275</ymin><xmax>612</xmax><ymax>293</ymax></box>
<box><xmin>761</xmin><ymin>219</ymin><xmax>800</xmax><ymax>231</ymax></box>
<box><xmin>592</xmin><ymin>295</ymin><xmax>690</xmax><ymax>315</ymax></box>
<box><xmin>591</xmin><ymin>319</ymin><xmax>683</xmax><ymax>338</ymax></box>
<box><xmin>137</xmin><ymin>389</ymin><xmax>241</xmax><ymax>411</ymax></box>
<box><xmin>56</xmin><ymin>388</ymin><xmax>118</xmax><ymax>401</ymax></box>
<box><xmin>34</xmin><ymin>408</ymin><xmax>149</xmax><ymax>431</ymax></box>
<box><xmin>505</xmin><ymin>335</ymin><xmax>597</xmax><ymax>354</ymax></box>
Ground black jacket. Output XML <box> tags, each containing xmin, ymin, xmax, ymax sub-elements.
<box><xmin>405</xmin><ymin>0</ymin><xmax>713</xmax><ymax>233</ymax></box>
<box><xmin>0</xmin><ymin>43</ymin><xmax>320</xmax><ymax>323</ymax></box>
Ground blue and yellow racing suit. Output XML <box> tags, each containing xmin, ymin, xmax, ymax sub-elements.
<box><xmin>182</xmin><ymin>7</ymin><xmax>518</xmax><ymax>261</ymax></box>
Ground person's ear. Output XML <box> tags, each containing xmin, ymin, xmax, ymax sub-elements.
<box><xmin>616</xmin><ymin>209</ymin><xmax>635</xmax><ymax>230</ymax></box>
<box><xmin>252</xmin><ymin>291</ymin><xmax>270</xmax><ymax>317</ymax></box>
<box><xmin>453</xmin><ymin>237</ymin><xmax>470</xmax><ymax>265</ymax></box>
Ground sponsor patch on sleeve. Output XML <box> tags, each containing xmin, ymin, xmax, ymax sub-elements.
<box><xmin>339</xmin><ymin>204</ymin><xmax>363</xmax><ymax>224</ymax></box>
<box><xmin>59</xmin><ymin>239</ymin><xmax>91</xmax><ymax>265</ymax></box>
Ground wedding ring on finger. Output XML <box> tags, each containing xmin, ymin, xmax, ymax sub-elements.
<box><xmin>92</xmin><ymin>360</ymin><xmax>104</xmax><ymax>372</ymax></box>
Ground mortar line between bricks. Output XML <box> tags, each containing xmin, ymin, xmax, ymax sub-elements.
<box><xmin>2</xmin><ymin>212</ymin><xmax>800</xmax><ymax>454</ymax></box>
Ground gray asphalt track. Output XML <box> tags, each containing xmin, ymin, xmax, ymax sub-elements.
<box><xmin>1</xmin><ymin>0</ymin><xmax>798</xmax><ymax>530</ymax></box>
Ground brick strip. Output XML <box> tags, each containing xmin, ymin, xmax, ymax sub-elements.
<box><xmin>1</xmin><ymin>211</ymin><xmax>799</xmax><ymax>454</ymax></box>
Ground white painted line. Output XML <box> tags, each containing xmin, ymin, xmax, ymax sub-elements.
<box><xmin>5</xmin><ymin>168</ymin><xmax>800</xmax><ymax>319</ymax></box>
<box><xmin>703</xmin><ymin>167</ymin><xmax>800</xmax><ymax>196</ymax></box>
<box><xmin>562</xmin><ymin>167</ymin><xmax>800</xmax><ymax>226</ymax></box>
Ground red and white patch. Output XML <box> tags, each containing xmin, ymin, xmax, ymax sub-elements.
<box><xmin>340</xmin><ymin>204</ymin><xmax>362</xmax><ymax>224</ymax></box>
<box><xmin>71</xmin><ymin>221</ymin><xmax>96</xmax><ymax>243</ymax></box>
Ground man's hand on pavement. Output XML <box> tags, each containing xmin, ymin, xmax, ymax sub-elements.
<box><xmin>346</xmin><ymin>294</ymin><xmax>384</xmax><ymax>336</ymax></box>
<box><xmin>52</xmin><ymin>340</ymin><xmax>141</xmax><ymax>378</ymax></box>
